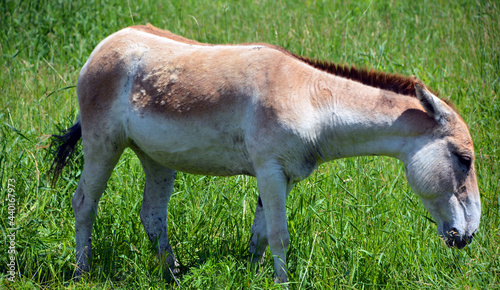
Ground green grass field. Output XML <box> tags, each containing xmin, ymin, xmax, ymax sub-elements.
<box><xmin>1</xmin><ymin>0</ymin><xmax>499</xmax><ymax>288</ymax></box>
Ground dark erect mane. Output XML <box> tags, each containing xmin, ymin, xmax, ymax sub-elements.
<box><xmin>295</xmin><ymin>56</ymin><xmax>421</xmax><ymax>97</ymax></box>
<box><xmin>256</xmin><ymin>41</ymin><xmax>431</xmax><ymax>97</ymax></box>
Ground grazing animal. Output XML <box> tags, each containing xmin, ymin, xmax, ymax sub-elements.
<box><xmin>51</xmin><ymin>24</ymin><xmax>481</xmax><ymax>283</ymax></box>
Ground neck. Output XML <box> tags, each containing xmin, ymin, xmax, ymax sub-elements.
<box><xmin>308</xmin><ymin>71</ymin><xmax>435</xmax><ymax>163</ymax></box>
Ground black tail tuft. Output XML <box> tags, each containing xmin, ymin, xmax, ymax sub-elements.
<box><xmin>49</xmin><ymin>120</ymin><xmax>82</xmax><ymax>186</ymax></box>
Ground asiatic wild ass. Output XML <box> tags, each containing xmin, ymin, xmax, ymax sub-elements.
<box><xmin>51</xmin><ymin>24</ymin><xmax>481</xmax><ymax>283</ymax></box>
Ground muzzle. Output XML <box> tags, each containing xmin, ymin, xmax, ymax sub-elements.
<box><xmin>442</xmin><ymin>227</ymin><xmax>476</xmax><ymax>249</ymax></box>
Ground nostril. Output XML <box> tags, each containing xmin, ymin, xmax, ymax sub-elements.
<box><xmin>444</xmin><ymin>227</ymin><xmax>476</xmax><ymax>248</ymax></box>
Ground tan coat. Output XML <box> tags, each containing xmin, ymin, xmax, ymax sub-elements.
<box><xmin>52</xmin><ymin>24</ymin><xmax>480</xmax><ymax>283</ymax></box>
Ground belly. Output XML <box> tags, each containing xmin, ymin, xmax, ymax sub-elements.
<box><xmin>126</xmin><ymin>114</ymin><xmax>255</xmax><ymax>176</ymax></box>
<box><xmin>145</xmin><ymin>148</ymin><xmax>254</xmax><ymax>176</ymax></box>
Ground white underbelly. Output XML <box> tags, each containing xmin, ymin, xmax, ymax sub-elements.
<box><xmin>126</xmin><ymin>113</ymin><xmax>255</xmax><ymax>176</ymax></box>
<box><xmin>145</xmin><ymin>148</ymin><xmax>253</xmax><ymax>176</ymax></box>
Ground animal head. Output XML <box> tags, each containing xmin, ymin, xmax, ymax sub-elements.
<box><xmin>404</xmin><ymin>83</ymin><xmax>480</xmax><ymax>249</ymax></box>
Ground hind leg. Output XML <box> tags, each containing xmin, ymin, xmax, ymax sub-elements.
<box><xmin>135</xmin><ymin>151</ymin><xmax>178</xmax><ymax>272</ymax></box>
<box><xmin>72</xmin><ymin>141</ymin><xmax>123</xmax><ymax>277</ymax></box>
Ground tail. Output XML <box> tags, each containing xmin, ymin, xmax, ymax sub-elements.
<box><xmin>49</xmin><ymin>119</ymin><xmax>82</xmax><ymax>185</ymax></box>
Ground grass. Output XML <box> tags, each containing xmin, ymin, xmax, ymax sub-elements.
<box><xmin>1</xmin><ymin>0</ymin><xmax>499</xmax><ymax>288</ymax></box>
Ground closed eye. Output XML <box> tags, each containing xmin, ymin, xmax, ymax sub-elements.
<box><xmin>456</xmin><ymin>154</ymin><xmax>472</xmax><ymax>171</ymax></box>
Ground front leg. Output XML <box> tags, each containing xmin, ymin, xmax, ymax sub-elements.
<box><xmin>249</xmin><ymin>196</ymin><xmax>268</xmax><ymax>265</ymax></box>
<box><xmin>249</xmin><ymin>183</ymin><xmax>295</xmax><ymax>266</ymax></box>
<box><xmin>254</xmin><ymin>164</ymin><xmax>294</xmax><ymax>283</ymax></box>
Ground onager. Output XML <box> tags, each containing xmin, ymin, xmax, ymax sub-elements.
<box><xmin>51</xmin><ymin>24</ymin><xmax>481</xmax><ymax>283</ymax></box>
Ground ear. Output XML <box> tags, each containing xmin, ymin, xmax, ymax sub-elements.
<box><xmin>414</xmin><ymin>82</ymin><xmax>451</xmax><ymax>124</ymax></box>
